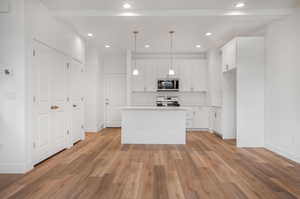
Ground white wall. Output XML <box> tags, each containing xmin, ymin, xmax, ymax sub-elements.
<box><xmin>25</xmin><ymin>0</ymin><xmax>85</xmax><ymax>63</ymax></box>
<box><xmin>236</xmin><ymin>37</ymin><xmax>265</xmax><ymax>147</ymax></box>
<box><xmin>221</xmin><ymin>70</ymin><xmax>236</xmax><ymax>139</ymax></box>
<box><xmin>84</xmin><ymin>46</ymin><xmax>105</xmax><ymax>132</ymax></box>
<box><xmin>265</xmin><ymin>8</ymin><xmax>300</xmax><ymax>163</ymax></box>
<box><xmin>0</xmin><ymin>0</ymin><xmax>27</xmax><ymax>173</ymax></box>
<box><xmin>103</xmin><ymin>53</ymin><xmax>127</xmax><ymax>75</ymax></box>
<box><xmin>0</xmin><ymin>0</ymin><xmax>85</xmax><ymax>173</ymax></box>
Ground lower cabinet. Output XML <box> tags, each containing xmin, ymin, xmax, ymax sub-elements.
<box><xmin>186</xmin><ymin>106</ymin><xmax>209</xmax><ymax>130</ymax></box>
<box><xmin>210</xmin><ymin>107</ymin><xmax>222</xmax><ymax>136</ymax></box>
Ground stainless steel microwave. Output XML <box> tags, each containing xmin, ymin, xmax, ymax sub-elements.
<box><xmin>157</xmin><ymin>79</ymin><xmax>179</xmax><ymax>92</ymax></box>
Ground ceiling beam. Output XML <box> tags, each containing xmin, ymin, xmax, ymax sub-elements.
<box><xmin>53</xmin><ymin>8</ymin><xmax>294</xmax><ymax>17</ymax></box>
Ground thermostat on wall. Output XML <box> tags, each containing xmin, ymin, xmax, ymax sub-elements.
<box><xmin>0</xmin><ymin>68</ymin><xmax>13</xmax><ymax>77</ymax></box>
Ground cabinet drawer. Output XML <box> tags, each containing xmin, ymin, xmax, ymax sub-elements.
<box><xmin>186</xmin><ymin>111</ymin><xmax>194</xmax><ymax>119</ymax></box>
<box><xmin>186</xmin><ymin>120</ymin><xmax>193</xmax><ymax>128</ymax></box>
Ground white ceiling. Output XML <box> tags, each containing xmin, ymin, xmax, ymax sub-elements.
<box><xmin>41</xmin><ymin>0</ymin><xmax>300</xmax><ymax>53</ymax></box>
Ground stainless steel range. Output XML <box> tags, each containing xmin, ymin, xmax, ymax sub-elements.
<box><xmin>156</xmin><ymin>96</ymin><xmax>180</xmax><ymax>107</ymax></box>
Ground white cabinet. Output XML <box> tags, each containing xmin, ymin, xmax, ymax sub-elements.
<box><xmin>131</xmin><ymin>60</ymin><xmax>145</xmax><ymax>92</ymax></box>
<box><xmin>186</xmin><ymin>106</ymin><xmax>209</xmax><ymax>130</ymax></box>
<box><xmin>210</xmin><ymin>107</ymin><xmax>222</xmax><ymax>135</ymax></box>
<box><xmin>179</xmin><ymin>63</ymin><xmax>192</xmax><ymax>92</ymax></box>
<box><xmin>144</xmin><ymin>62</ymin><xmax>157</xmax><ymax>92</ymax></box>
<box><xmin>222</xmin><ymin>39</ymin><xmax>237</xmax><ymax>72</ymax></box>
<box><xmin>221</xmin><ymin>37</ymin><xmax>265</xmax><ymax>146</ymax></box>
<box><xmin>156</xmin><ymin>60</ymin><xmax>169</xmax><ymax>79</ymax></box>
<box><xmin>130</xmin><ymin>58</ymin><xmax>207</xmax><ymax>93</ymax></box>
<box><xmin>191</xmin><ymin>60</ymin><xmax>207</xmax><ymax>91</ymax></box>
<box><xmin>193</xmin><ymin>107</ymin><xmax>209</xmax><ymax>129</ymax></box>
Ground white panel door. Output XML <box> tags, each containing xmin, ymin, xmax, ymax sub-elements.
<box><xmin>32</xmin><ymin>42</ymin><xmax>68</xmax><ymax>164</ymax></box>
<box><xmin>50</xmin><ymin>50</ymin><xmax>68</xmax><ymax>155</ymax></box>
<box><xmin>105</xmin><ymin>75</ymin><xmax>126</xmax><ymax>127</ymax></box>
<box><xmin>32</xmin><ymin>43</ymin><xmax>52</xmax><ymax>164</ymax></box>
<box><xmin>68</xmin><ymin>61</ymin><xmax>85</xmax><ymax>143</ymax></box>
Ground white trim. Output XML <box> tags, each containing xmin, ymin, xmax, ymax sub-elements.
<box><xmin>266</xmin><ymin>144</ymin><xmax>300</xmax><ymax>164</ymax></box>
<box><xmin>187</xmin><ymin>128</ymin><xmax>210</xmax><ymax>132</ymax></box>
<box><xmin>53</xmin><ymin>9</ymin><xmax>294</xmax><ymax>17</ymax></box>
<box><xmin>0</xmin><ymin>163</ymin><xmax>32</xmax><ymax>174</ymax></box>
<box><xmin>84</xmin><ymin>128</ymin><xmax>100</xmax><ymax>133</ymax></box>
<box><xmin>133</xmin><ymin>52</ymin><xmax>207</xmax><ymax>60</ymax></box>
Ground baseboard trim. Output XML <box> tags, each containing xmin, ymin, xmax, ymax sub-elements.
<box><xmin>266</xmin><ymin>144</ymin><xmax>300</xmax><ymax>164</ymax></box>
<box><xmin>187</xmin><ymin>128</ymin><xmax>210</xmax><ymax>132</ymax></box>
<box><xmin>0</xmin><ymin>162</ymin><xmax>31</xmax><ymax>174</ymax></box>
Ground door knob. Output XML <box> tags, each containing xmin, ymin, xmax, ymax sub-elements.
<box><xmin>50</xmin><ymin>105</ymin><xmax>59</xmax><ymax>110</ymax></box>
<box><xmin>73</xmin><ymin>104</ymin><xmax>77</xmax><ymax>108</ymax></box>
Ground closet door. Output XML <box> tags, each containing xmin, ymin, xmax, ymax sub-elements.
<box><xmin>49</xmin><ymin>49</ymin><xmax>69</xmax><ymax>155</ymax></box>
<box><xmin>32</xmin><ymin>42</ymin><xmax>69</xmax><ymax>164</ymax></box>
<box><xmin>69</xmin><ymin>60</ymin><xmax>85</xmax><ymax>143</ymax></box>
<box><xmin>32</xmin><ymin>43</ymin><xmax>52</xmax><ymax>164</ymax></box>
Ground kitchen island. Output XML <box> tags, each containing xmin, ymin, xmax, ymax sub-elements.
<box><xmin>120</xmin><ymin>106</ymin><xmax>189</xmax><ymax>144</ymax></box>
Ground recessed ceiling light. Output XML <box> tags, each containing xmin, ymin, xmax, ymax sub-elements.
<box><xmin>145</xmin><ymin>44</ymin><xmax>150</xmax><ymax>48</ymax></box>
<box><xmin>235</xmin><ymin>2</ymin><xmax>245</xmax><ymax>8</ymax></box>
<box><xmin>205</xmin><ymin>32</ymin><xmax>212</xmax><ymax>36</ymax></box>
<box><xmin>105</xmin><ymin>45</ymin><xmax>111</xmax><ymax>48</ymax></box>
<box><xmin>87</xmin><ymin>33</ymin><xmax>93</xmax><ymax>37</ymax></box>
<box><xmin>132</xmin><ymin>69</ymin><xmax>139</xmax><ymax>76</ymax></box>
<box><xmin>196</xmin><ymin>44</ymin><xmax>201</xmax><ymax>48</ymax></box>
<box><xmin>123</xmin><ymin>3</ymin><xmax>131</xmax><ymax>9</ymax></box>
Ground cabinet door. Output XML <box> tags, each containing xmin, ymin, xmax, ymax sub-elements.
<box><xmin>179</xmin><ymin>61</ymin><xmax>192</xmax><ymax>91</ymax></box>
<box><xmin>191</xmin><ymin>60</ymin><xmax>207</xmax><ymax>91</ymax></box>
<box><xmin>156</xmin><ymin>60</ymin><xmax>169</xmax><ymax>79</ymax></box>
<box><xmin>222</xmin><ymin>45</ymin><xmax>229</xmax><ymax>72</ymax></box>
<box><xmin>227</xmin><ymin>40</ymin><xmax>236</xmax><ymax>70</ymax></box>
<box><xmin>193</xmin><ymin>107</ymin><xmax>209</xmax><ymax>129</ymax></box>
<box><xmin>144</xmin><ymin>61</ymin><xmax>157</xmax><ymax>92</ymax></box>
<box><xmin>131</xmin><ymin>60</ymin><xmax>145</xmax><ymax>92</ymax></box>
<box><xmin>222</xmin><ymin>39</ymin><xmax>236</xmax><ymax>72</ymax></box>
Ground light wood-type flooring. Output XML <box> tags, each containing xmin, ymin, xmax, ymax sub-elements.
<box><xmin>0</xmin><ymin>128</ymin><xmax>300</xmax><ymax>199</ymax></box>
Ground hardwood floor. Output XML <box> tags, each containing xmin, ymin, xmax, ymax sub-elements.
<box><xmin>0</xmin><ymin>128</ymin><xmax>300</xmax><ymax>199</ymax></box>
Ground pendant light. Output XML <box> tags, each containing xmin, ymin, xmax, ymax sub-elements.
<box><xmin>168</xmin><ymin>30</ymin><xmax>175</xmax><ymax>76</ymax></box>
<box><xmin>132</xmin><ymin>31</ymin><xmax>139</xmax><ymax>76</ymax></box>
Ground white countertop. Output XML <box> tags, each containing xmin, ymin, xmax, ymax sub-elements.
<box><xmin>120</xmin><ymin>106</ymin><xmax>191</xmax><ymax>111</ymax></box>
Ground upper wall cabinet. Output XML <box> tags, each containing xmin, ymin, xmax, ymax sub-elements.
<box><xmin>222</xmin><ymin>39</ymin><xmax>237</xmax><ymax>72</ymax></box>
<box><xmin>131</xmin><ymin>56</ymin><xmax>207</xmax><ymax>93</ymax></box>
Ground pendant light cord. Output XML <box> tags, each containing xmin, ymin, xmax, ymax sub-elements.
<box><xmin>133</xmin><ymin>31</ymin><xmax>138</xmax><ymax>70</ymax></box>
<box><xmin>169</xmin><ymin>31</ymin><xmax>175</xmax><ymax>71</ymax></box>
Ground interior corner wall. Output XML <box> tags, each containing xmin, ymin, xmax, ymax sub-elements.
<box><xmin>0</xmin><ymin>0</ymin><xmax>27</xmax><ymax>173</ymax></box>
<box><xmin>85</xmin><ymin>46</ymin><xmax>101</xmax><ymax>132</ymax></box>
<box><xmin>265</xmin><ymin>8</ymin><xmax>300</xmax><ymax>163</ymax></box>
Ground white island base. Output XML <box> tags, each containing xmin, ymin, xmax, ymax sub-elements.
<box><xmin>121</xmin><ymin>107</ymin><xmax>188</xmax><ymax>144</ymax></box>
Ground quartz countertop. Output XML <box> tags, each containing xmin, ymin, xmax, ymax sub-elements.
<box><xmin>120</xmin><ymin>106</ymin><xmax>191</xmax><ymax>111</ymax></box>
